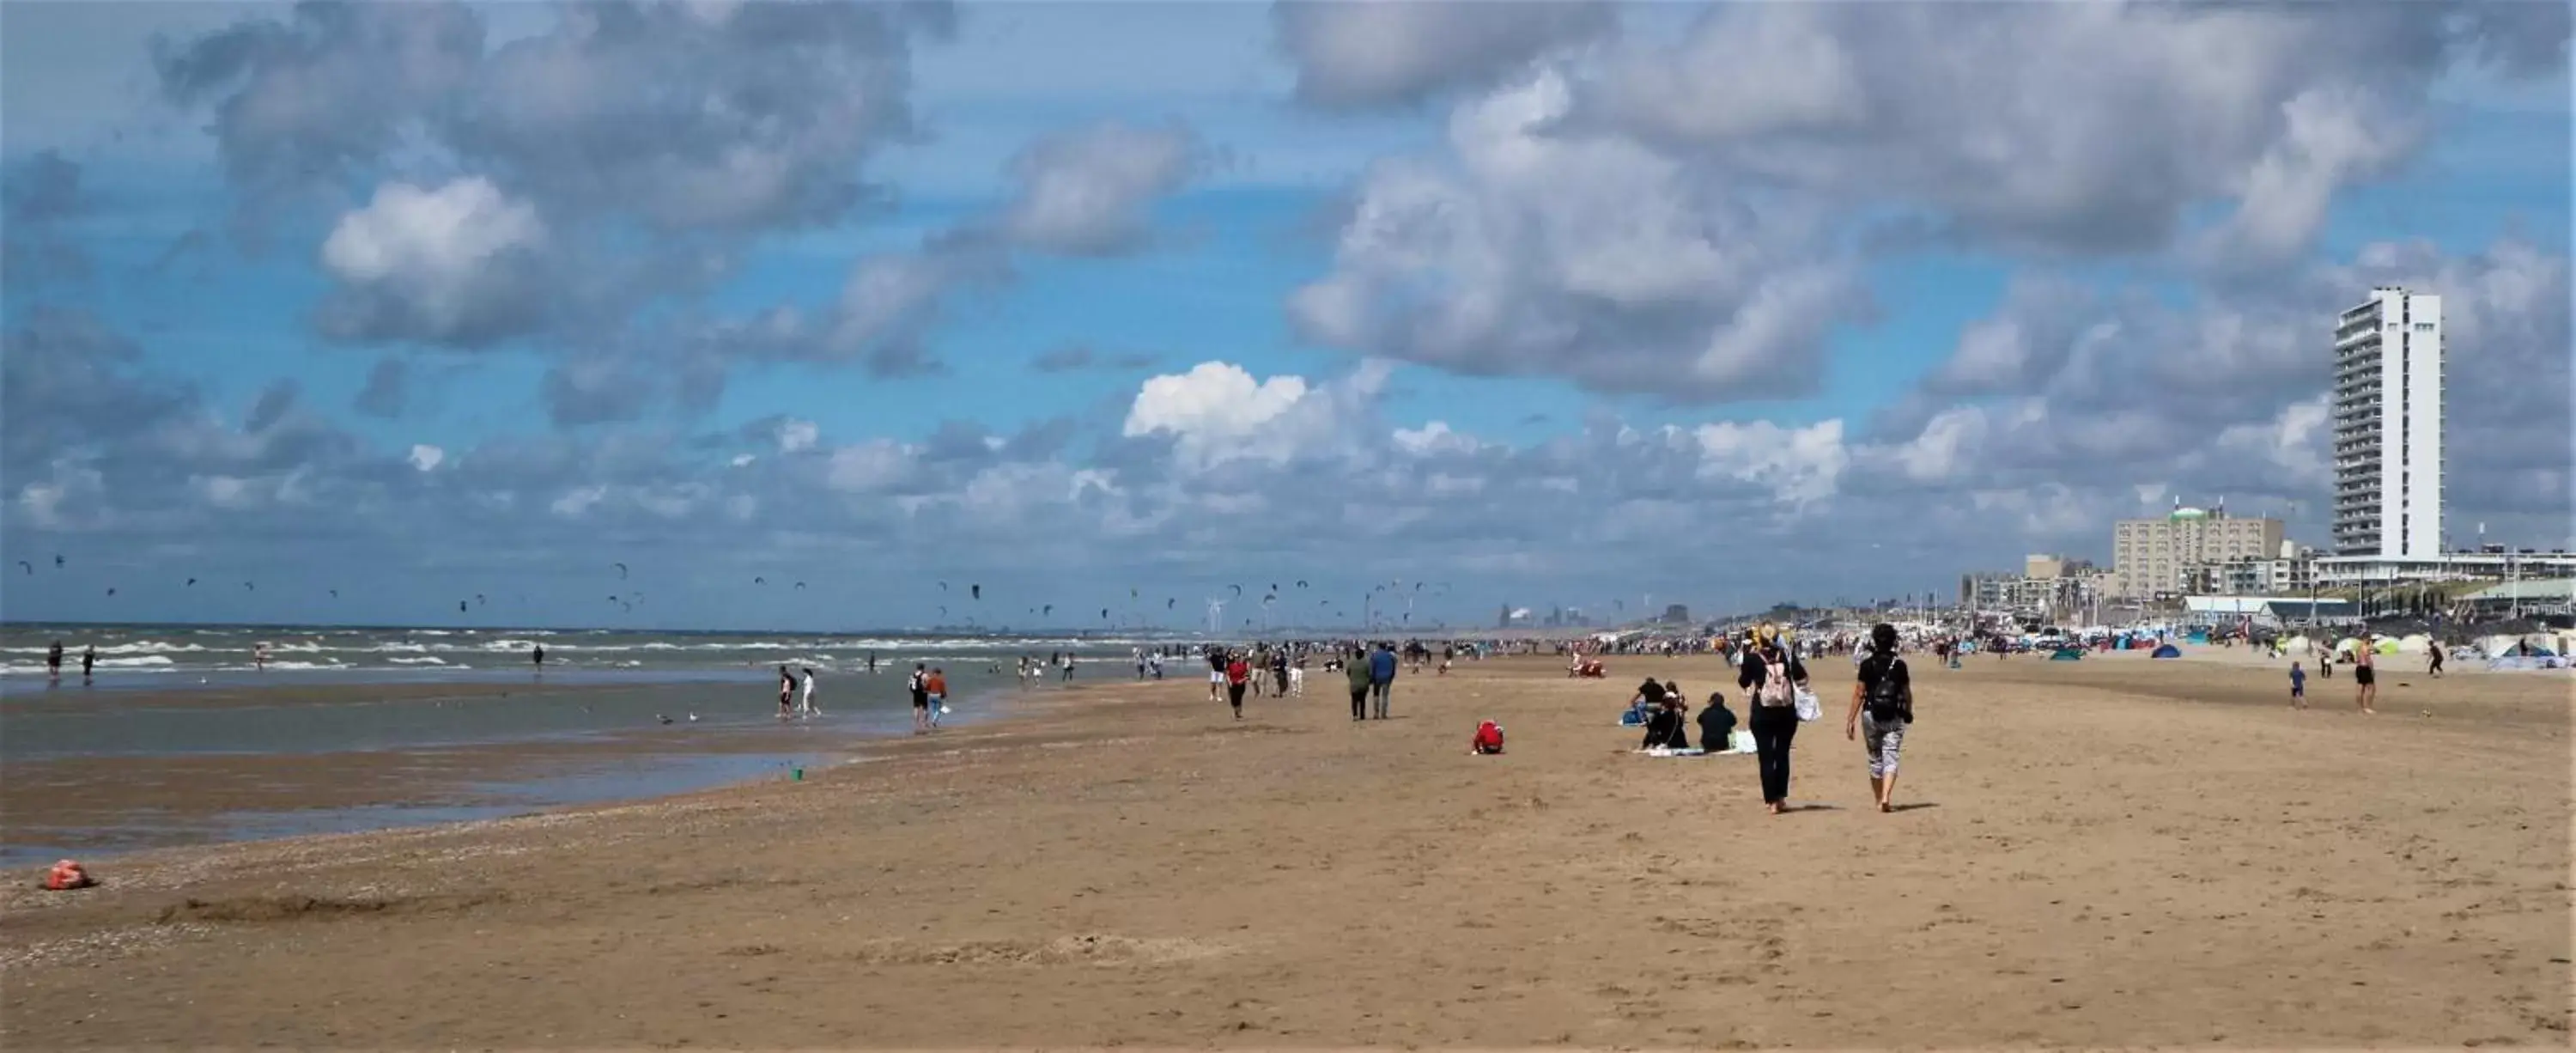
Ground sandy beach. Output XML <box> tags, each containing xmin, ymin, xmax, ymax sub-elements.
<box><xmin>3</xmin><ymin>653</ymin><xmax>2567</xmax><ymax>1047</ymax></box>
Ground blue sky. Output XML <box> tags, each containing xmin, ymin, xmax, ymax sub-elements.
<box><xmin>3</xmin><ymin>1</ymin><xmax>2568</xmax><ymax>631</ymax></box>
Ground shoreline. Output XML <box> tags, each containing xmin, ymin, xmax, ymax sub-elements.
<box><xmin>3</xmin><ymin>655</ymin><xmax>2565</xmax><ymax>1046</ymax></box>
<box><xmin>0</xmin><ymin>671</ymin><xmax>1106</xmax><ymax>867</ymax></box>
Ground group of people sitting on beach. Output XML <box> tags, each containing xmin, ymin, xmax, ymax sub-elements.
<box><xmin>1622</xmin><ymin>622</ymin><xmax>1917</xmax><ymax>815</ymax></box>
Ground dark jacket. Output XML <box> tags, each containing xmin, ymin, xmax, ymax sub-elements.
<box><xmin>1696</xmin><ymin>700</ymin><xmax>1738</xmax><ymax>745</ymax></box>
<box><xmin>1736</xmin><ymin>645</ymin><xmax>1808</xmax><ymax>702</ymax></box>
<box><xmin>1643</xmin><ymin>706</ymin><xmax>1690</xmax><ymax>750</ymax></box>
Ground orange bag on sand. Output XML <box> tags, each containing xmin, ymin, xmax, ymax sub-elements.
<box><xmin>44</xmin><ymin>860</ymin><xmax>94</xmax><ymax>891</ymax></box>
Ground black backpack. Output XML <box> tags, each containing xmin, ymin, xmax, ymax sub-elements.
<box><xmin>1864</xmin><ymin>656</ymin><xmax>1912</xmax><ymax>722</ymax></box>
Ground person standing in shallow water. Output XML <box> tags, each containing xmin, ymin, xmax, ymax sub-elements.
<box><xmin>1737</xmin><ymin>624</ymin><xmax>1810</xmax><ymax>814</ymax></box>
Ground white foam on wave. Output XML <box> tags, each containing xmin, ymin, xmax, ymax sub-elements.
<box><xmin>386</xmin><ymin>656</ymin><xmax>448</xmax><ymax>666</ymax></box>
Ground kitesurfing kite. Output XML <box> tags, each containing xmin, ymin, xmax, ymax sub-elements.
<box><xmin>54</xmin><ymin>555</ymin><xmax>65</xmax><ymax>569</ymax></box>
<box><xmin>1166</xmin><ymin>598</ymin><xmax>1176</xmax><ymax>609</ymax></box>
<box><xmin>1229</xmin><ymin>584</ymin><xmax>1243</xmax><ymax>598</ymax></box>
<box><xmin>328</xmin><ymin>588</ymin><xmax>338</xmax><ymax>599</ymax></box>
<box><xmin>939</xmin><ymin>581</ymin><xmax>950</xmax><ymax>593</ymax></box>
<box><xmin>459</xmin><ymin>600</ymin><xmax>469</xmax><ymax>613</ymax></box>
<box><xmin>614</xmin><ymin>563</ymin><xmax>629</xmax><ymax>579</ymax></box>
<box><xmin>794</xmin><ymin>581</ymin><xmax>806</xmax><ymax>590</ymax></box>
<box><xmin>105</xmin><ymin>587</ymin><xmax>116</xmax><ymax>597</ymax></box>
<box><xmin>15</xmin><ymin>561</ymin><xmax>29</xmax><ymax>575</ymax></box>
<box><xmin>1297</xmin><ymin>580</ymin><xmax>1308</xmax><ymax>588</ymax></box>
<box><xmin>752</xmin><ymin>576</ymin><xmax>766</xmax><ymax>585</ymax></box>
<box><xmin>475</xmin><ymin>593</ymin><xmax>487</xmax><ymax>606</ymax></box>
<box><xmin>244</xmin><ymin>581</ymin><xmax>256</xmax><ymax>591</ymax></box>
<box><xmin>185</xmin><ymin>577</ymin><xmax>197</xmax><ymax>587</ymax></box>
<box><xmin>1043</xmin><ymin>604</ymin><xmax>1054</xmax><ymax>616</ymax></box>
<box><xmin>971</xmin><ymin>583</ymin><xmax>981</xmax><ymax>600</ymax></box>
<box><xmin>1101</xmin><ymin>608</ymin><xmax>1110</xmax><ymax>620</ymax></box>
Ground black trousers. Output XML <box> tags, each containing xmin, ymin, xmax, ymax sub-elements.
<box><xmin>1750</xmin><ymin>703</ymin><xmax>1800</xmax><ymax>803</ymax></box>
<box><xmin>1349</xmin><ymin>687</ymin><xmax>1368</xmax><ymax>720</ymax></box>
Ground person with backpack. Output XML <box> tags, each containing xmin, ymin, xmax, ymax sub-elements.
<box><xmin>1344</xmin><ymin>646</ymin><xmax>1373</xmax><ymax>721</ymax></box>
<box><xmin>1844</xmin><ymin>623</ymin><xmax>1914</xmax><ymax>813</ymax></box>
<box><xmin>1736</xmin><ymin>624</ymin><xmax>1811</xmax><ymax>813</ymax></box>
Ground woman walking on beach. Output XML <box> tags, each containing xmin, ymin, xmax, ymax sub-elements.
<box><xmin>1737</xmin><ymin>624</ymin><xmax>1811</xmax><ymax>814</ymax></box>
<box><xmin>1844</xmin><ymin>624</ymin><xmax>1913</xmax><ymax>813</ymax></box>
<box><xmin>1345</xmin><ymin>648</ymin><xmax>1371</xmax><ymax>721</ymax></box>
<box><xmin>1224</xmin><ymin>651</ymin><xmax>1250</xmax><ymax>720</ymax></box>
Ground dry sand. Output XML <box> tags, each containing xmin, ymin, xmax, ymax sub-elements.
<box><xmin>3</xmin><ymin>654</ymin><xmax>2568</xmax><ymax>1047</ymax></box>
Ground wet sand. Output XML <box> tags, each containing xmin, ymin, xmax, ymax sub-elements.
<box><xmin>3</xmin><ymin>654</ymin><xmax>2567</xmax><ymax>1047</ymax></box>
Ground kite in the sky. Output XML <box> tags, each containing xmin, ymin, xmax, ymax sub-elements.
<box><xmin>459</xmin><ymin>600</ymin><xmax>469</xmax><ymax>613</ymax></box>
<box><xmin>753</xmin><ymin>576</ymin><xmax>765</xmax><ymax>585</ymax></box>
<box><xmin>1166</xmin><ymin>598</ymin><xmax>1176</xmax><ymax>609</ymax></box>
<box><xmin>105</xmin><ymin>587</ymin><xmax>116</xmax><ymax>597</ymax></box>
<box><xmin>614</xmin><ymin>563</ymin><xmax>629</xmax><ymax>579</ymax></box>
<box><xmin>1100</xmin><ymin>608</ymin><xmax>1109</xmax><ymax>620</ymax></box>
<box><xmin>1042</xmin><ymin>604</ymin><xmax>1054</xmax><ymax>616</ymax></box>
<box><xmin>971</xmin><ymin>583</ymin><xmax>981</xmax><ymax>600</ymax></box>
<box><xmin>186</xmin><ymin>578</ymin><xmax>197</xmax><ymax>587</ymax></box>
<box><xmin>15</xmin><ymin>561</ymin><xmax>28</xmax><ymax>575</ymax></box>
<box><xmin>54</xmin><ymin>555</ymin><xmax>64</xmax><ymax>569</ymax></box>
<box><xmin>794</xmin><ymin>581</ymin><xmax>806</xmax><ymax>590</ymax></box>
<box><xmin>328</xmin><ymin>588</ymin><xmax>338</xmax><ymax>599</ymax></box>
<box><xmin>475</xmin><ymin>593</ymin><xmax>487</xmax><ymax>606</ymax></box>
<box><xmin>244</xmin><ymin>581</ymin><xmax>256</xmax><ymax>591</ymax></box>
<box><xmin>1297</xmin><ymin>580</ymin><xmax>1308</xmax><ymax>588</ymax></box>
<box><xmin>939</xmin><ymin>581</ymin><xmax>950</xmax><ymax>593</ymax></box>
<box><xmin>1229</xmin><ymin>584</ymin><xmax>1243</xmax><ymax>597</ymax></box>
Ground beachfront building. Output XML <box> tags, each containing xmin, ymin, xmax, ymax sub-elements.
<box><xmin>2180</xmin><ymin>595</ymin><xmax>2357</xmax><ymax>630</ymax></box>
<box><xmin>2333</xmin><ymin>287</ymin><xmax>2444</xmax><ymax>560</ymax></box>
<box><xmin>1960</xmin><ymin>557</ymin><xmax>2101</xmax><ymax>622</ymax></box>
<box><xmin>2199</xmin><ymin>546</ymin><xmax>2319</xmax><ymax>597</ymax></box>
<box><xmin>2111</xmin><ymin>502</ymin><xmax>2286</xmax><ymax>600</ymax></box>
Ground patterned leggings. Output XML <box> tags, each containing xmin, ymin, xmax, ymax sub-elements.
<box><xmin>1862</xmin><ymin>712</ymin><xmax>1908</xmax><ymax>778</ymax></box>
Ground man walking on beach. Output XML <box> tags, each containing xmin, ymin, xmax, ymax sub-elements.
<box><xmin>1369</xmin><ymin>642</ymin><xmax>1397</xmax><ymax>720</ymax></box>
<box><xmin>2353</xmin><ymin>636</ymin><xmax>2378</xmax><ymax>715</ymax></box>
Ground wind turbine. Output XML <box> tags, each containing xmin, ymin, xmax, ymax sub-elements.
<box><xmin>1206</xmin><ymin>597</ymin><xmax>1227</xmax><ymax>636</ymax></box>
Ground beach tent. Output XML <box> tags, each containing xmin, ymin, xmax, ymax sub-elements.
<box><xmin>2049</xmin><ymin>647</ymin><xmax>2085</xmax><ymax>660</ymax></box>
<box><xmin>2397</xmin><ymin>634</ymin><xmax>2431</xmax><ymax>654</ymax></box>
<box><xmin>2184</xmin><ymin>630</ymin><xmax>2210</xmax><ymax>644</ymax></box>
<box><xmin>2281</xmin><ymin>635</ymin><xmax>2312</xmax><ymax>654</ymax></box>
<box><xmin>2150</xmin><ymin>643</ymin><xmax>2182</xmax><ymax>659</ymax></box>
<box><xmin>2478</xmin><ymin>634</ymin><xmax>2522</xmax><ymax>658</ymax></box>
<box><xmin>2333</xmin><ymin>637</ymin><xmax>2363</xmax><ymax>656</ymax></box>
<box><xmin>2373</xmin><ymin>638</ymin><xmax>2399</xmax><ymax>656</ymax></box>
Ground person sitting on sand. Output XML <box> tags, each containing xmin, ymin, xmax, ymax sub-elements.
<box><xmin>1642</xmin><ymin>696</ymin><xmax>1691</xmax><ymax>751</ymax></box>
<box><xmin>1697</xmin><ymin>691</ymin><xmax>1737</xmax><ymax>751</ymax></box>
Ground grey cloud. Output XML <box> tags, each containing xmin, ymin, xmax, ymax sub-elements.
<box><xmin>1288</xmin><ymin>72</ymin><xmax>1867</xmax><ymax>400</ymax></box>
<box><xmin>3</xmin><ymin>149</ymin><xmax>94</xmax><ymax>283</ymax></box>
<box><xmin>354</xmin><ymin>356</ymin><xmax>408</xmax><ymax>418</ymax></box>
<box><xmin>155</xmin><ymin>0</ymin><xmax>953</xmax><ymax>361</ymax></box>
<box><xmin>1579</xmin><ymin>3</ymin><xmax>2566</xmax><ymax>259</ymax></box>
<box><xmin>542</xmin><ymin>357</ymin><xmax>660</xmax><ymax>428</ymax></box>
<box><xmin>999</xmin><ymin>121</ymin><xmax>1212</xmax><ymax>256</ymax></box>
<box><xmin>1272</xmin><ymin>0</ymin><xmax>1613</xmax><ymax>110</ymax></box>
<box><xmin>1031</xmin><ymin>345</ymin><xmax>1158</xmax><ymax>373</ymax></box>
<box><xmin>245</xmin><ymin>380</ymin><xmax>301</xmax><ymax>433</ymax></box>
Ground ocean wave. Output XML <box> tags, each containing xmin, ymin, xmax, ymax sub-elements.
<box><xmin>386</xmin><ymin>656</ymin><xmax>447</xmax><ymax>666</ymax></box>
<box><xmin>2</xmin><ymin>641</ymin><xmax>210</xmax><ymax>656</ymax></box>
